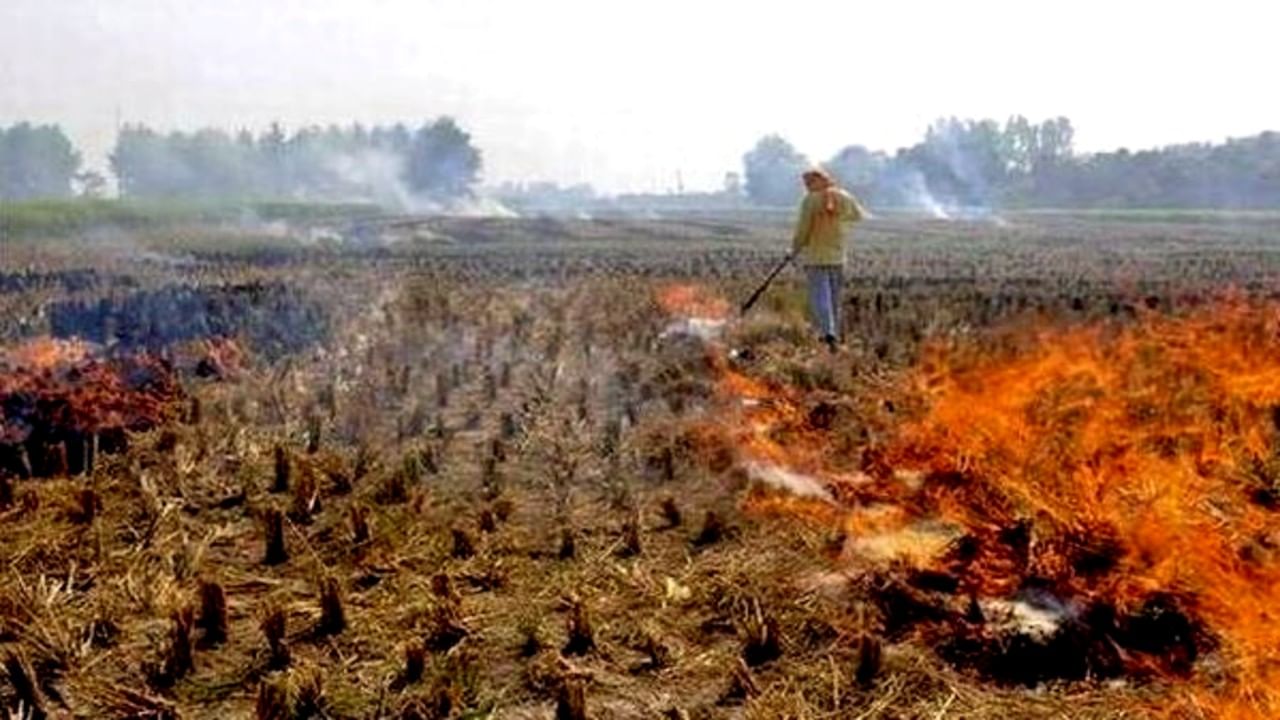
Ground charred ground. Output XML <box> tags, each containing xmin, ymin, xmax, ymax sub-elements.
<box><xmin>3</xmin><ymin>210</ymin><xmax>1280</xmax><ymax>718</ymax></box>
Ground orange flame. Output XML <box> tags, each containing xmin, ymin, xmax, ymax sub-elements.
<box><xmin>694</xmin><ymin>295</ymin><xmax>1280</xmax><ymax>716</ymax></box>
<box><xmin>656</xmin><ymin>283</ymin><xmax>731</xmax><ymax>320</ymax></box>
<box><xmin>886</xmin><ymin>301</ymin><xmax>1280</xmax><ymax>716</ymax></box>
<box><xmin>1</xmin><ymin>337</ymin><xmax>92</xmax><ymax>370</ymax></box>
<box><xmin>1</xmin><ymin>336</ymin><xmax>180</xmax><ymax>446</ymax></box>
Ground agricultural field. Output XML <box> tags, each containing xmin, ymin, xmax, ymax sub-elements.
<box><xmin>4</xmin><ymin>207</ymin><xmax>1280</xmax><ymax>719</ymax></box>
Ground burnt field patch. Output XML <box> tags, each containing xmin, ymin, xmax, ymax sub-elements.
<box><xmin>0</xmin><ymin>340</ymin><xmax>183</xmax><ymax>478</ymax></box>
<box><xmin>48</xmin><ymin>281</ymin><xmax>331</xmax><ymax>361</ymax></box>
<box><xmin>0</xmin><ymin>268</ymin><xmax>111</xmax><ymax>295</ymax></box>
<box><xmin>2</xmin><ymin>212</ymin><xmax>1280</xmax><ymax>719</ymax></box>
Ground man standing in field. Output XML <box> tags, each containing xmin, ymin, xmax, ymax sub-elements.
<box><xmin>792</xmin><ymin>168</ymin><xmax>866</xmax><ymax>352</ymax></box>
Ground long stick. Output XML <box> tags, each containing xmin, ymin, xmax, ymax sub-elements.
<box><xmin>739</xmin><ymin>251</ymin><xmax>796</xmax><ymax>316</ymax></box>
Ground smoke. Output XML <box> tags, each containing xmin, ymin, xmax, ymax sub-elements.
<box><xmin>441</xmin><ymin>195</ymin><xmax>520</xmax><ymax>218</ymax></box>
<box><xmin>325</xmin><ymin>149</ymin><xmax>415</xmax><ymax>210</ymax></box>
<box><xmin>74</xmin><ymin>223</ymin><xmax>200</xmax><ymax>266</ymax></box>
<box><xmin>881</xmin><ymin>166</ymin><xmax>1009</xmax><ymax>225</ymax></box>
<box><xmin>982</xmin><ymin>589</ymin><xmax>1081</xmax><ymax>642</ymax></box>
<box><xmin>931</xmin><ymin>126</ymin><xmax>994</xmax><ymax>208</ymax></box>
<box><xmin>325</xmin><ymin>149</ymin><xmax>517</xmax><ymax>217</ymax></box>
<box><xmin>131</xmin><ymin>249</ymin><xmax>200</xmax><ymax>267</ymax></box>
<box><xmin>659</xmin><ymin>317</ymin><xmax>726</xmax><ymax>343</ymax></box>
<box><xmin>898</xmin><ymin>168</ymin><xmax>950</xmax><ymax>219</ymax></box>
<box><xmin>745</xmin><ymin>462</ymin><xmax>834</xmax><ymax>502</ymax></box>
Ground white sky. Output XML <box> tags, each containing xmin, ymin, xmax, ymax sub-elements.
<box><xmin>2</xmin><ymin>0</ymin><xmax>1277</xmax><ymax>194</ymax></box>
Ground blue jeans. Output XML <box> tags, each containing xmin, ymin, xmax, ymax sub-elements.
<box><xmin>806</xmin><ymin>265</ymin><xmax>843</xmax><ymax>338</ymax></box>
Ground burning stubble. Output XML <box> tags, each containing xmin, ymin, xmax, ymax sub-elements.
<box><xmin>13</xmin><ymin>208</ymin><xmax>1280</xmax><ymax>718</ymax></box>
<box><xmin>0</xmin><ymin>339</ymin><xmax>182</xmax><ymax>478</ymax></box>
<box><xmin>699</xmin><ymin>295</ymin><xmax>1280</xmax><ymax>714</ymax></box>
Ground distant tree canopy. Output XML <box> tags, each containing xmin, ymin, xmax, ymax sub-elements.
<box><xmin>3</xmin><ymin>115</ymin><xmax>1279</xmax><ymax>211</ymax></box>
<box><xmin>0</xmin><ymin>123</ymin><xmax>82</xmax><ymax>200</ymax></box>
<box><xmin>405</xmin><ymin>118</ymin><xmax>482</xmax><ymax>199</ymax></box>
<box><xmin>109</xmin><ymin>118</ymin><xmax>482</xmax><ymax>204</ymax></box>
<box><xmin>747</xmin><ymin>118</ymin><xmax>1280</xmax><ymax>211</ymax></box>
<box><xmin>743</xmin><ymin>135</ymin><xmax>810</xmax><ymax>206</ymax></box>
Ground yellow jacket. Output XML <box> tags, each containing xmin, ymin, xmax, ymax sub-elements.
<box><xmin>791</xmin><ymin>188</ymin><xmax>865</xmax><ymax>266</ymax></box>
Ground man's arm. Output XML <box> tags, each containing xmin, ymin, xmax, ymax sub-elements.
<box><xmin>792</xmin><ymin>194</ymin><xmax>815</xmax><ymax>252</ymax></box>
<box><xmin>844</xmin><ymin>191</ymin><xmax>867</xmax><ymax>222</ymax></box>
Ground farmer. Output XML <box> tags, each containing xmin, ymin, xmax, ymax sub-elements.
<box><xmin>792</xmin><ymin>168</ymin><xmax>866</xmax><ymax>352</ymax></box>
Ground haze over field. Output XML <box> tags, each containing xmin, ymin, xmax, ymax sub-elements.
<box><xmin>10</xmin><ymin>5</ymin><xmax>1280</xmax><ymax>720</ymax></box>
<box><xmin>3</xmin><ymin>0</ymin><xmax>1278</xmax><ymax>194</ymax></box>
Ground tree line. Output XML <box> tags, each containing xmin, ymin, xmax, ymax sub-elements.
<box><xmin>743</xmin><ymin>118</ymin><xmax>1280</xmax><ymax>210</ymax></box>
<box><xmin>3</xmin><ymin>116</ymin><xmax>1279</xmax><ymax>210</ymax></box>
<box><xmin>0</xmin><ymin>119</ymin><xmax>482</xmax><ymax>204</ymax></box>
<box><xmin>0</xmin><ymin>123</ymin><xmax>84</xmax><ymax>200</ymax></box>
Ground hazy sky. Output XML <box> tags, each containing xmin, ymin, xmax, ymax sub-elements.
<box><xmin>2</xmin><ymin>0</ymin><xmax>1277</xmax><ymax>193</ymax></box>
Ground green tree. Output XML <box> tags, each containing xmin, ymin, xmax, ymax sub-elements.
<box><xmin>0</xmin><ymin>123</ymin><xmax>82</xmax><ymax>199</ymax></box>
<box><xmin>404</xmin><ymin>117</ymin><xmax>482</xmax><ymax>199</ymax></box>
<box><xmin>183</xmin><ymin>128</ymin><xmax>249</xmax><ymax>197</ymax></box>
<box><xmin>919</xmin><ymin>118</ymin><xmax>1010</xmax><ymax>205</ymax></box>
<box><xmin>825</xmin><ymin>145</ymin><xmax>887</xmax><ymax>200</ymax></box>
<box><xmin>743</xmin><ymin>135</ymin><xmax>809</xmax><ymax>206</ymax></box>
<box><xmin>1034</xmin><ymin>117</ymin><xmax>1075</xmax><ymax>170</ymax></box>
<box><xmin>74</xmin><ymin>170</ymin><xmax>108</xmax><ymax>198</ymax></box>
<box><xmin>258</xmin><ymin>122</ymin><xmax>290</xmax><ymax>197</ymax></box>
